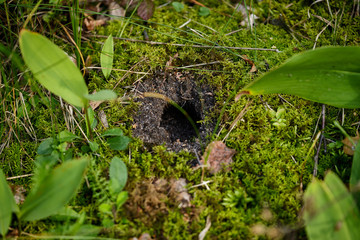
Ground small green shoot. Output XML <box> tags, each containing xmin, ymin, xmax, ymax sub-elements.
<box><xmin>222</xmin><ymin>188</ymin><xmax>253</xmax><ymax>209</ymax></box>
<box><xmin>100</xmin><ymin>35</ymin><xmax>114</xmax><ymax>79</ymax></box>
<box><xmin>269</xmin><ymin>107</ymin><xmax>286</xmax><ymax>128</ymax></box>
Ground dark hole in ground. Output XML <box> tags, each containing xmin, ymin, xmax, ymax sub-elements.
<box><xmin>132</xmin><ymin>70</ymin><xmax>215</xmax><ymax>152</ymax></box>
<box><xmin>160</xmin><ymin>102</ymin><xmax>202</xmax><ymax>142</ymax></box>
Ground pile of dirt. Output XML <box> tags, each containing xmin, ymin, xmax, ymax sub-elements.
<box><xmin>132</xmin><ymin>70</ymin><xmax>215</xmax><ymax>152</ymax></box>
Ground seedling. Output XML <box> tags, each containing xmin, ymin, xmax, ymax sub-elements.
<box><xmin>269</xmin><ymin>107</ymin><xmax>286</xmax><ymax>128</ymax></box>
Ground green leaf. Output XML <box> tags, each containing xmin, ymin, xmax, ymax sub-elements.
<box><xmin>100</xmin><ymin>128</ymin><xmax>124</xmax><ymax>137</ymax></box>
<box><xmin>107</xmin><ymin>136</ymin><xmax>131</xmax><ymax>151</ymax></box>
<box><xmin>19</xmin><ymin>158</ymin><xmax>88</xmax><ymax>221</ymax></box>
<box><xmin>84</xmin><ymin>90</ymin><xmax>117</xmax><ymax>101</ymax></box>
<box><xmin>86</xmin><ymin>107</ymin><xmax>97</xmax><ymax>130</ymax></box>
<box><xmin>199</xmin><ymin>7</ymin><xmax>210</xmax><ymax>17</ymax></box>
<box><xmin>116</xmin><ymin>191</ymin><xmax>128</xmax><ymax>209</ymax></box>
<box><xmin>19</xmin><ymin>30</ymin><xmax>88</xmax><ymax>108</ymax></box>
<box><xmin>0</xmin><ymin>170</ymin><xmax>18</xmax><ymax>236</ymax></box>
<box><xmin>88</xmin><ymin>141</ymin><xmax>99</xmax><ymax>152</ymax></box>
<box><xmin>109</xmin><ymin>157</ymin><xmax>128</xmax><ymax>194</ymax></box>
<box><xmin>304</xmin><ymin>172</ymin><xmax>360</xmax><ymax>240</ymax></box>
<box><xmin>238</xmin><ymin>47</ymin><xmax>360</xmax><ymax>109</ymax></box>
<box><xmin>172</xmin><ymin>2</ymin><xmax>184</xmax><ymax>12</ymax></box>
<box><xmin>98</xmin><ymin>203</ymin><xmax>112</xmax><ymax>215</ymax></box>
<box><xmin>58</xmin><ymin>130</ymin><xmax>79</xmax><ymax>143</ymax></box>
<box><xmin>100</xmin><ymin>35</ymin><xmax>114</xmax><ymax>79</ymax></box>
<box><xmin>37</xmin><ymin>138</ymin><xmax>54</xmax><ymax>155</ymax></box>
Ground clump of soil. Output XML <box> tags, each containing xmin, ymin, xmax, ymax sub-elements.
<box><xmin>132</xmin><ymin>70</ymin><xmax>215</xmax><ymax>152</ymax></box>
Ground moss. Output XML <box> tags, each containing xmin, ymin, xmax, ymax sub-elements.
<box><xmin>1</xmin><ymin>0</ymin><xmax>359</xmax><ymax>238</ymax></box>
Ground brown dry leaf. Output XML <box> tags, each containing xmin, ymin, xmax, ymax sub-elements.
<box><xmin>137</xmin><ymin>0</ymin><xmax>155</xmax><ymax>20</ymax></box>
<box><xmin>242</xmin><ymin>55</ymin><xmax>257</xmax><ymax>73</ymax></box>
<box><xmin>84</xmin><ymin>16</ymin><xmax>107</xmax><ymax>31</ymax></box>
<box><xmin>109</xmin><ymin>1</ymin><xmax>125</xmax><ymax>20</ymax></box>
<box><xmin>165</xmin><ymin>52</ymin><xmax>179</xmax><ymax>71</ymax></box>
<box><xmin>342</xmin><ymin>133</ymin><xmax>360</xmax><ymax>155</ymax></box>
<box><xmin>201</xmin><ymin>141</ymin><xmax>236</xmax><ymax>174</ymax></box>
<box><xmin>98</xmin><ymin>110</ymin><xmax>109</xmax><ymax>128</ymax></box>
<box><xmin>10</xmin><ymin>184</ymin><xmax>26</xmax><ymax>205</ymax></box>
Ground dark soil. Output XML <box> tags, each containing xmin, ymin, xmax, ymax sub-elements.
<box><xmin>132</xmin><ymin>70</ymin><xmax>216</xmax><ymax>153</ymax></box>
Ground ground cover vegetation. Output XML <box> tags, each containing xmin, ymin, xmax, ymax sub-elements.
<box><xmin>0</xmin><ymin>0</ymin><xmax>360</xmax><ymax>239</ymax></box>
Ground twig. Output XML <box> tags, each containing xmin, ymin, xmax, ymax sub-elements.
<box><xmin>313</xmin><ymin>105</ymin><xmax>326</xmax><ymax>177</ymax></box>
<box><xmin>7</xmin><ymin>174</ymin><xmax>33</xmax><ymax>180</ymax></box>
<box><xmin>178</xmin><ymin>61</ymin><xmax>221</xmax><ymax>69</ymax></box>
<box><xmin>89</xmin><ymin>35</ymin><xmax>281</xmax><ymax>52</ymax></box>
<box><xmin>222</xmin><ymin>100</ymin><xmax>252</xmax><ymax>142</ymax></box>
<box><xmin>313</xmin><ymin>21</ymin><xmax>332</xmax><ymax>49</ymax></box>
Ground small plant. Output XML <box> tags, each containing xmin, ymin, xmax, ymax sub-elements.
<box><xmin>269</xmin><ymin>107</ymin><xmax>286</xmax><ymax>128</ymax></box>
<box><xmin>222</xmin><ymin>188</ymin><xmax>253</xmax><ymax>209</ymax></box>
<box><xmin>98</xmin><ymin>156</ymin><xmax>129</xmax><ymax>227</ymax></box>
<box><xmin>0</xmin><ymin>157</ymin><xmax>88</xmax><ymax>236</ymax></box>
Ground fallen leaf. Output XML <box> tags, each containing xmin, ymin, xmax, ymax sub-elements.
<box><xmin>342</xmin><ymin>133</ymin><xmax>360</xmax><ymax>155</ymax></box>
<box><xmin>84</xmin><ymin>16</ymin><xmax>106</xmax><ymax>31</ymax></box>
<box><xmin>109</xmin><ymin>1</ymin><xmax>125</xmax><ymax>20</ymax></box>
<box><xmin>98</xmin><ymin>110</ymin><xmax>109</xmax><ymax>128</ymax></box>
<box><xmin>137</xmin><ymin>0</ymin><xmax>155</xmax><ymax>20</ymax></box>
<box><xmin>200</xmin><ymin>141</ymin><xmax>236</xmax><ymax>174</ymax></box>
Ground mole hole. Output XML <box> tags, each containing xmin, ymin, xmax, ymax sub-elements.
<box><xmin>160</xmin><ymin>102</ymin><xmax>202</xmax><ymax>142</ymax></box>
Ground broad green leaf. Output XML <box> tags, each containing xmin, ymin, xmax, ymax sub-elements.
<box><xmin>37</xmin><ymin>137</ymin><xmax>54</xmax><ymax>155</ymax></box>
<box><xmin>107</xmin><ymin>136</ymin><xmax>131</xmax><ymax>151</ymax></box>
<box><xmin>19</xmin><ymin>29</ymin><xmax>88</xmax><ymax>108</ymax></box>
<box><xmin>109</xmin><ymin>157</ymin><xmax>128</xmax><ymax>194</ymax></box>
<box><xmin>100</xmin><ymin>35</ymin><xmax>114</xmax><ymax>79</ymax></box>
<box><xmin>100</xmin><ymin>128</ymin><xmax>124</xmax><ymax>137</ymax></box>
<box><xmin>238</xmin><ymin>47</ymin><xmax>360</xmax><ymax>109</ymax></box>
<box><xmin>199</xmin><ymin>7</ymin><xmax>210</xmax><ymax>17</ymax></box>
<box><xmin>58</xmin><ymin>130</ymin><xmax>79</xmax><ymax>143</ymax></box>
<box><xmin>84</xmin><ymin>90</ymin><xmax>117</xmax><ymax>101</ymax></box>
<box><xmin>0</xmin><ymin>170</ymin><xmax>18</xmax><ymax>236</ymax></box>
<box><xmin>88</xmin><ymin>141</ymin><xmax>99</xmax><ymax>152</ymax></box>
<box><xmin>304</xmin><ymin>172</ymin><xmax>360</xmax><ymax>240</ymax></box>
<box><xmin>172</xmin><ymin>2</ymin><xmax>184</xmax><ymax>12</ymax></box>
<box><xmin>19</xmin><ymin>158</ymin><xmax>88</xmax><ymax>221</ymax></box>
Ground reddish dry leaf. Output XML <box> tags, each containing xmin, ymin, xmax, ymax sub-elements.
<box><xmin>137</xmin><ymin>0</ymin><xmax>155</xmax><ymax>20</ymax></box>
<box><xmin>342</xmin><ymin>133</ymin><xmax>360</xmax><ymax>155</ymax></box>
<box><xmin>201</xmin><ymin>141</ymin><xmax>236</xmax><ymax>174</ymax></box>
